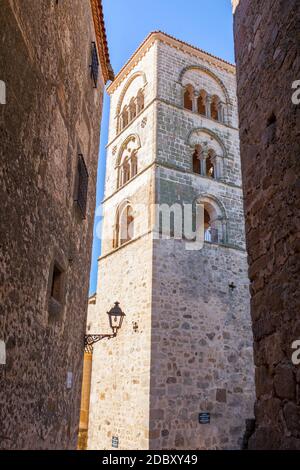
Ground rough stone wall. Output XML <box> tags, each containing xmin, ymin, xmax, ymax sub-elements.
<box><xmin>150</xmin><ymin>240</ymin><xmax>253</xmax><ymax>449</ymax></box>
<box><xmin>87</xmin><ymin>45</ymin><xmax>158</xmax><ymax>450</ymax></box>
<box><xmin>233</xmin><ymin>0</ymin><xmax>300</xmax><ymax>449</ymax></box>
<box><xmin>87</xmin><ymin>235</ymin><xmax>154</xmax><ymax>450</ymax></box>
<box><xmin>0</xmin><ymin>0</ymin><xmax>105</xmax><ymax>449</ymax></box>
<box><xmin>149</xmin><ymin>41</ymin><xmax>254</xmax><ymax>450</ymax></box>
<box><xmin>87</xmin><ymin>34</ymin><xmax>255</xmax><ymax>450</ymax></box>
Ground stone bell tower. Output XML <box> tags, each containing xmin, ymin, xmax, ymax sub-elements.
<box><xmin>86</xmin><ymin>32</ymin><xmax>255</xmax><ymax>450</ymax></box>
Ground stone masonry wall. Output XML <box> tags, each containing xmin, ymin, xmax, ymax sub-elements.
<box><xmin>150</xmin><ymin>239</ymin><xmax>254</xmax><ymax>449</ymax></box>
<box><xmin>148</xmin><ymin>41</ymin><xmax>255</xmax><ymax>449</ymax></box>
<box><xmin>87</xmin><ymin>40</ymin><xmax>158</xmax><ymax>450</ymax></box>
<box><xmin>233</xmin><ymin>0</ymin><xmax>300</xmax><ymax>449</ymax></box>
<box><xmin>0</xmin><ymin>0</ymin><xmax>106</xmax><ymax>449</ymax></box>
<box><xmin>87</xmin><ymin>235</ymin><xmax>153</xmax><ymax>450</ymax></box>
<box><xmin>87</xmin><ymin>33</ymin><xmax>255</xmax><ymax>450</ymax></box>
<box><xmin>157</xmin><ymin>42</ymin><xmax>239</xmax><ymax>129</ymax></box>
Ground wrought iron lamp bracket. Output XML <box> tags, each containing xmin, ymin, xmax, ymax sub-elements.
<box><xmin>84</xmin><ymin>333</ymin><xmax>116</xmax><ymax>353</ymax></box>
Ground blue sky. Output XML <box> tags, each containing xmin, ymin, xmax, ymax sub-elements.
<box><xmin>89</xmin><ymin>0</ymin><xmax>235</xmax><ymax>295</ymax></box>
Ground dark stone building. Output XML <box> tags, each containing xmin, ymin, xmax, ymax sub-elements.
<box><xmin>233</xmin><ymin>0</ymin><xmax>300</xmax><ymax>449</ymax></box>
<box><xmin>0</xmin><ymin>0</ymin><xmax>113</xmax><ymax>449</ymax></box>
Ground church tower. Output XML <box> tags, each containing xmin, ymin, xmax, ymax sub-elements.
<box><xmin>87</xmin><ymin>32</ymin><xmax>255</xmax><ymax>450</ymax></box>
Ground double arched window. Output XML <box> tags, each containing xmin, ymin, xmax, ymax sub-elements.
<box><xmin>118</xmin><ymin>151</ymin><xmax>138</xmax><ymax>187</ymax></box>
<box><xmin>189</xmin><ymin>129</ymin><xmax>225</xmax><ymax>180</ymax></box>
<box><xmin>114</xmin><ymin>201</ymin><xmax>135</xmax><ymax>248</ymax></box>
<box><xmin>118</xmin><ymin>89</ymin><xmax>145</xmax><ymax>133</ymax></box>
<box><xmin>183</xmin><ymin>84</ymin><xmax>225</xmax><ymax>123</ymax></box>
<box><xmin>192</xmin><ymin>145</ymin><xmax>218</xmax><ymax>179</ymax></box>
<box><xmin>116</xmin><ymin>135</ymin><xmax>141</xmax><ymax>189</ymax></box>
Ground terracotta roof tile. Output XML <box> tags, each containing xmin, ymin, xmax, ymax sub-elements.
<box><xmin>90</xmin><ymin>0</ymin><xmax>114</xmax><ymax>83</ymax></box>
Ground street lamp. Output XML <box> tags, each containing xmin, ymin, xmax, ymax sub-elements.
<box><xmin>84</xmin><ymin>302</ymin><xmax>125</xmax><ymax>352</ymax></box>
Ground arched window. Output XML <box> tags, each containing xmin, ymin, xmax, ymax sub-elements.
<box><xmin>117</xmin><ymin>135</ymin><xmax>141</xmax><ymax>189</ymax></box>
<box><xmin>180</xmin><ymin>66</ymin><xmax>230</xmax><ymax>123</ymax></box>
<box><xmin>129</xmin><ymin>98</ymin><xmax>137</xmax><ymax>121</ymax></box>
<box><xmin>119</xmin><ymin>92</ymin><xmax>144</xmax><ymax>132</ymax></box>
<box><xmin>206</xmin><ymin>150</ymin><xmax>215</xmax><ymax>178</ymax></box>
<box><xmin>115</xmin><ymin>203</ymin><xmax>134</xmax><ymax>248</ymax></box>
<box><xmin>204</xmin><ymin>209</ymin><xmax>213</xmax><ymax>242</ymax></box>
<box><xmin>122</xmin><ymin>106</ymin><xmax>129</xmax><ymax>128</ymax></box>
<box><xmin>197</xmin><ymin>90</ymin><xmax>206</xmax><ymax>115</ymax></box>
<box><xmin>204</xmin><ymin>206</ymin><xmax>219</xmax><ymax>243</ymax></box>
<box><xmin>116</xmin><ymin>72</ymin><xmax>147</xmax><ymax>134</ymax></box>
<box><xmin>131</xmin><ymin>151</ymin><xmax>137</xmax><ymax>178</ymax></box>
<box><xmin>122</xmin><ymin>158</ymin><xmax>130</xmax><ymax>185</ymax></box>
<box><xmin>192</xmin><ymin>146</ymin><xmax>216</xmax><ymax>178</ymax></box>
<box><xmin>211</xmin><ymin>96</ymin><xmax>219</xmax><ymax>121</ymax></box>
<box><xmin>197</xmin><ymin>196</ymin><xmax>227</xmax><ymax>244</ymax></box>
<box><xmin>184</xmin><ymin>85</ymin><xmax>194</xmax><ymax>111</ymax></box>
<box><xmin>188</xmin><ymin>129</ymin><xmax>225</xmax><ymax>180</ymax></box>
<box><xmin>193</xmin><ymin>145</ymin><xmax>201</xmax><ymax>174</ymax></box>
<box><xmin>119</xmin><ymin>152</ymin><xmax>138</xmax><ymax>188</ymax></box>
<box><xmin>137</xmin><ymin>89</ymin><xmax>144</xmax><ymax>113</ymax></box>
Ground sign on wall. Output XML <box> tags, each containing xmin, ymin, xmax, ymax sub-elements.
<box><xmin>112</xmin><ymin>436</ymin><xmax>119</xmax><ymax>448</ymax></box>
<box><xmin>199</xmin><ymin>412</ymin><xmax>210</xmax><ymax>424</ymax></box>
<box><xmin>0</xmin><ymin>340</ymin><xmax>6</xmax><ymax>365</ymax></box>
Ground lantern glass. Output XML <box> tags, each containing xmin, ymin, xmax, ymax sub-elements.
<box><xmin>107</xmin><ymin>302</ymin><xmax>125</xmax><ymax>334</ymax></box>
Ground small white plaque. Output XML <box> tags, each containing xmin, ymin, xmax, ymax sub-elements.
<box><xmin>0</xmin><ymin>340</ymin><xmax>6</xmax><ymax>365</ymax></box>
<box><xmin>66</xmin><ymin>371</ymin><xmax>73</xmax><ymax>389</ymax></box>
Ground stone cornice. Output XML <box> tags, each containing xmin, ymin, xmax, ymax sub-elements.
<box><xmin>99</xmin><ymin>232</ymin><xmax>246</xmax><ymax>262</ymax></box>
<box><xmin>98</xmin><ymin>231</ymin><xmax>153</xmax><ymax>262</ymax></box>
<box><xmin>102</xmin><ymin>161</ymin><xmax>156</xmax><ymax>204</ymax></box>
<box><xmin>107</xmin><ymin>31</ymin><xmax>236</xmax><ymax>95</ymax></box>
<box><xmin>106</xmin><ymin>97</ymin><xmax>238</xmax><ymax>150</ymax></box>
<box><xmin>101</xmin><ymin>160</ymin><xmax>242</xmax><ymax>205</ymax></box>
<box><xmin>156</xmin><ymin>162</ymin><xmax>243</xmax><ymax>190</ymax></box>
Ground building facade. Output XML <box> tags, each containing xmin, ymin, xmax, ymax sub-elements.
<box><xmin>0</xmin><ymin>0</ymin><xmax>113</xmax><ymax>449</ymax></box>
<box><xmin>233</xmin><ymin>0</ymin><xmax>300</xmax><ymax>449</ymax></box>
<box><xmin>87</xmin><ymin>32</ymin><xmax>255</xmax><ymax>450</ymax></box>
